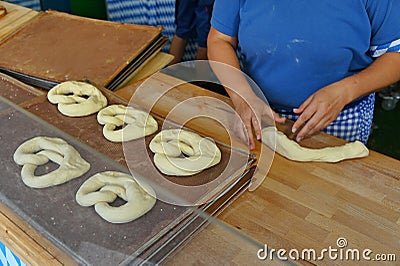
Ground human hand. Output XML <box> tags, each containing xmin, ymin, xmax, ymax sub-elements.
<box><xmin>292</xmin><ymin>84</ymin><xmax>350</xmax><ymax>142</ymax></box>
<box><xmin>231</xmin><ymin>94</ymin><xmax>285</xmax><ymax>150</ymax></box>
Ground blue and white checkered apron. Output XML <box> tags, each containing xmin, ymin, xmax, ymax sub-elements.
<box><xmin>277</xmin><ymin>93</ymin><xmax>375</xmax><ymax>144</ymax></box>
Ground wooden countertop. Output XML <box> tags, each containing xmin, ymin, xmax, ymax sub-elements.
<box><xmin>0</xmin><ymin>1</ymin><xmax>37</xmax><ymax>41</ymax></box>
<box><xmin>116</xmin><ymin>72</ymin><xmax>400</xmax><ymax>265</ymax></box>
<box><xmin>0</xmin><ymin>2</ymin><xmax>399</xmax><ymax>264</ymax></box>
<box><xmin>1</xmin><ymin>72</ymin><xmax>398</xmax><ymax>265</ymax></box>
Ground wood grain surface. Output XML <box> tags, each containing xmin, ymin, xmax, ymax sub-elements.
<box><xmin>1</xmin><ymin>71</ymin><xmax>398</xmax><ymax>265</ymax></box>
<box><xmin>0</xmin><ymin>1</ymin><xmax>37</xmax><ymax>41</ymax></box>
<box><xmin>116</xmin><ymin>72</ymin><xmax>400</xmax><ymax>265</ymax></box>
<box><xmin>0</xmin><ymin>2</ymin><xmax>398</xmax><ymax>264</ymax></box>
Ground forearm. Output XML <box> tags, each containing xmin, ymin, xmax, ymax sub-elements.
<box><xmin>207</xmin><ymin>28</ymin><xmax>258</xmax><ymax>104</ymax></box>
<box><xmin>339</xmin><ymin>52</ymin><xmax>400</xmax><ymax>104</ymax></box>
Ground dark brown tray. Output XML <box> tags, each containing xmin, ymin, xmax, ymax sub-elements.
<box><xmin>0</xmin><ymin>72</ymin><xmax>43</xmax><ymax>106</ymax></box>
<box><xmin>0</xmin><ymin>10</ymin><xmax>164</xmax><ymax>88</ymax></box>
<box><xmin>20</xmin><ymin>86</ymin><xmax>254</xmax><ymax>205</ymax></box>
<box><xmin>1</xmin><ymin>79</ymin><xmax>255</xmax><ymax>263</ymax></box>
<box><xmin>0</xmin><ymin>97</ymin><xmax>254</xmax><ymax>264</ymax></box>
<box><xmin>0</xmin><ymin>100</ymin><xmax>190</xmax><ymax>265</ymax></box>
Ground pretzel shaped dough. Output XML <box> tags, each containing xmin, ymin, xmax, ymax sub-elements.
<box><xmin>75</xmin><ymin>171</ymin><xmax>156</xmax><ymax>223</ymax></box>
<box><xmin>262</xmin><ymin>127</ymin><xmax>369</xmax><ymax>162</ymax></box>
<box><xmin>47</xmin><ymin>81</ymin><xmax>107</xmax><ymax>117</ymax></box>
<box><xmin>149</xmin><ymin>129</ymin><xmax>221</xmax><ymax>176</ymax></box>
<box><xmin>97</xmin><ymin>104</ymin><xmax>158</xmax><ymax>142</ymax></box>
<box><xmin>13</xmin><ymin>136</ymin><xmax>90</xmax><ymax>188</ymax></box>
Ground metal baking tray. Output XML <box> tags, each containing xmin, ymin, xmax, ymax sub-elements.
<box><xmin>0</xmin><ymin>10</ymin><xmax>165</xmax><ymax>90</ymax></box>
<box><xmin>0</xmin><ymin>72</ymin><xmax>44</xmax><ymax>106</ymax></box>
<box><xmin>0</xmin><ymin>92</ymin><xmax>255</xmax><ymax>264</ymax></box>
<box><xmin>0</xmin><ymin>97</ymin><xmax>195</xmax><ymax>265</ymax></box>
<box><xmin>19</xmin><ymin>85</ymin><xmax>255</xmax><ymax>206</ymax></box>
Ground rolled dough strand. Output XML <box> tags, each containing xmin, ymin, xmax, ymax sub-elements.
<box><xmin>13</xmin><ymin>136</ymin><xmax>90</xmax><ymax>188</ymax></box>
<box><xmin>149</xmin><ymin>129</ymin><xmax>222</xmax><ymax>176</ymax></box>
<box><xmin>153</xmin><ymin>154</ymin><xmax>202</xmax><ymax>176</ymax></box>
<box><xmin>47</xmin><ymin>81</ymin><xmax>107</xmax><ymax>117</ymax></box>
<box><xmin>261</xmin><ymin>127</ymin><xmax>369</xmax><ymax>162</ymax></box>
<box><xmin>149</xmin><ymin>139</ymin><xmax>187</xmax><ymax>157</ymax></box>
<box><xmin>75</xmin><ymin>171</ymin><xmax>156</xmax><ymax>223</ymax></box>
<box><xmin>166</xmin><ymin>138</ymin><xmax>221</xmax><ymax>172</ymax></box>
<box><xmin>97</xmin><ymin>104</ymin><xmax>158</xmax><ymax>142</ymax></box>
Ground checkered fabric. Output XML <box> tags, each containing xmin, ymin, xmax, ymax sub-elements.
<box><xmin>107</xmin><ymin>0</ymin><xmax>198</xmax><ymax>60</ymax></box>
<box><xmin>277</xmin><ymin>93</ymin><xmax>375</xmax><ymax>144</ymax></box>
<box><xmin>370</xmin><ymin>39</ymin><xmax>400</xmax><ymax>57</ymax></box>
<box><xmin>1</xmin><ymin>241</ymin><xmax>26</xmax><ymax>266</ymax></box>
<box><xmin>4</xmin><ymin>0</ymin><xmax>40</xmax><ymax>11</ymax></box>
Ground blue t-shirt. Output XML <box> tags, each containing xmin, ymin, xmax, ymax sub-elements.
<box><xmin>211</xmin><ymin>0</ymin><xmax>400</xmax><ymax>110</ymax></box>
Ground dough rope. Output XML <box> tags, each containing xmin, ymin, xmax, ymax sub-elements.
<box><xmin>75</xmin><ymin>171</ymin><xmax>156</xmax><ymax>223</ymax></box>
<box><xmin>97</xmin><ymin>104</ymin><xmax>158</xmax><ymax>142</ymax></box>
<box><xmin>13</xmin><ymin>136</ymin><xmax>90</xmax><ymax>188</ymax></box>
<box><xmin>149</xmin><ymin>129</ymin><xmax>221</xmax><ymax>176</ymax></box>
<box><xmin>47</xmin><ymin>81</ymin><xmax>107</xmax><ymax>117</ymax></box>
<box><xmin>262</xmin><ymin>127</ymin><xmax>369</xmax><ymax>162</ymax></box>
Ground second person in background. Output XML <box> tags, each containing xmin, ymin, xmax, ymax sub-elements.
<box><xmin>169</xmin><ymin>0</ymin><xmax>214</xmax><ymax>65</ymax></box>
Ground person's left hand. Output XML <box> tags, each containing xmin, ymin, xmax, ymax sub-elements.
<box><xmin>291</xmin><ymin>83</ymin><xmax>350</xmax><ymax>142</ymax></box>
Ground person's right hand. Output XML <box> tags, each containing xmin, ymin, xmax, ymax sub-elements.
<box><xmin>231</xmin><ymin>94</ymin><xmax>285</xmax><ymax>150</ymax></box>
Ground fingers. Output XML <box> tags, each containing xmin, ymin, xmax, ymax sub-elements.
<box><xmin>292</xmin><ymin>96</ymin><xmax>313</xmax><ymax>133</ymax></box>
<box><xmin>294</xmin><ymin>119</ymin><xmax>317</xmax><ymax>142</ymax></box>
<box><xmin>252</xmin><ymin>116</ymin><xmax>262</xmax><ymax>141</ymax></box>
<box><xmin>294</xmin><ymin>110</ymin><xmax>333</xmax><ymax>142</ymax></box>
<box><xmin>232</xmin><ymin>97</ymin><xmax>285</xmax><ymax>150</ymax></box>
<box><xmin>246</xmin><ymin>125</ymin><xmax>256</xmax><ymax>150</ymax></box>
<box><xmin>273</xmin><ymin>112</ymin><xmax>286</xmax><ymax>124</ymax></box>
<box><xmin>233</xmin><ymin>117</ymin><xmax>254</xmax><ymax>149</ymax></box>
<box><xmin>233</xmin><ymin>117</ymin><xmax>248</xmax><ymax>141</ymax></box>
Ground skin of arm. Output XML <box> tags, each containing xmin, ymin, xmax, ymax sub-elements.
<box><xmin>292</xmin><ymin>52</ymin><xmax>400</xmax><ymax>142</ymax></box>
<box><xmin>207</xmin><ymin>26</ymin><xmax>285</xmax><ymax>149</ymax></box>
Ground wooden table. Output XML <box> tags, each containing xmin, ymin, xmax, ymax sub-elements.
<box><xmin>116</xmin><ymin>73</ymin><xmax>400</xmax><ymax>265</ymax></box>
<box><xmin>0</xmin><ymin>1</ymin><xmax>37</xmax><ymax>41</ymax></box>
<box><xmin>1</xmin><ymin>70</ymin><xmax>399</xmax><ymax>266</ymax></box>
<box><xmin>0</xmin><ymin>3</ymin><xmax>399</xmax><ymax>265</ymax></box>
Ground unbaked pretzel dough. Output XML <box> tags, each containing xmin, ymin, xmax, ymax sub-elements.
<box><xmin>75</xmin><ymin>171</ymin><xmax>156</xmax><ymax>223</ymax></box>
<box><xmin>13</xmin><ymin>136</ymin><xmax>90</xmax><ymax>188</ymax></box>
<box><xmin>97</xmin><ymin>104</ymin><xmax>158</xmax><ymax>142</ymax></box>
<box><xmin>149</xmin><ymin>129</ymin><xmax>221</xmax><ymax>176</ymax></box>
<box><xmin>262</xmin><ymin>127</ymin><xmax>369</xmax><ymax>162</ymax></box>
<box><xmin>47</xmin><ymin>81</ymin><xmax>107</xmax><ymax>117</ymax></box>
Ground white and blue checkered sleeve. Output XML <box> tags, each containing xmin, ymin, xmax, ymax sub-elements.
<box><xmin>370</xmin><ymin>39</ymin><xmax>400</xmax><ymax>58</ymax></box>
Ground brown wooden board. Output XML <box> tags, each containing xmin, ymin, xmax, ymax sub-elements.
<box><xmin>0</xmin><ymin>10</ymin><xmax>164</xmax><ymax>89</ymax></box>
<box><xmin>0</xmin><ymin>1</ymin><xmax>37</xmax><ymax>41</ymax></box>
<box><xmin>0</xmin><ymin>73</ymin><xmax>43</xmax><ymax>106</ymax></box>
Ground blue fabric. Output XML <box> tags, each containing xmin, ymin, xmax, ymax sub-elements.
<box><xmin>1</xmin><ymin>241</ymin><xmax>26</xmax><ymax>266</ymax></box>
<box><xmin>107</xmin><ymin>0</ymin><xmax>199</xmax><ymax>60</ymax></box>
<box><xmin>175</xmin><ymin>0</ymin><xmax>214</xmax><ymax>48</ymax></box>
<box><xmin>4</xmin><ymin>0</ymin><xmax>40</xmax><ymax>10</ymax></box>
<box><xmin>107</xmin><ymin>0</ymin><xmax>176</xmax><ymax>53</ymax></box>
<box><xmin>211</xmin><ymin>0</ymin><xmax>400</xmax><ymax>110</ymax></box>
<box><xmin>370</xmin><ymin>39</ymin><xmax>400</xmax><ymax>57</ymax></box>
<box><xmin>279</xmin><ymin>94</ymin><xmax>375</xmax><ymax>144</ymax></box>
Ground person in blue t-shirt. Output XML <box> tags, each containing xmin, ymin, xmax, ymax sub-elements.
<box><xmin>208</xmin><ymin>0</ymin><xmax>400</xmax><ymax>149</ymax></box>
<box><xmin>169</xmin><ymin>0</ymin><xmax>214</xmax><ymax>65</ymax></box>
